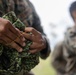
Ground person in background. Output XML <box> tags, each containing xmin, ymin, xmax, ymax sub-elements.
<box><xmin>51</xmin><ymin>26</ymin><xmax>76</xmax><ymax>75</ymax></box>
<box><xmin>0</xmin><ymin>0</ymin><xmax>51</xmax><ymax>75</ymax></box>
<box><xmin>51</xmin><ymin>1</ymin><xmax>76</xmax><ymax>75</ymax></box>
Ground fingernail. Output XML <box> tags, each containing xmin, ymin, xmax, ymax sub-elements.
<box><xmin>19</xmin><ymin>48</ymin><xmax>22</xmax><ymax>52</ymax></box>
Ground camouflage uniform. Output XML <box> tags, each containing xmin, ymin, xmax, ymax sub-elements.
<box><xmin>51</xmin><ymin>27</ymin><xmax>76</xmax><ymax>75</ymax></box>
<box><xmin>0</xmin><ymin>0</ymin><xmax>51</xmax><ymax>75</ymax></box>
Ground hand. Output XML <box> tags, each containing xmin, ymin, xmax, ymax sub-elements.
<box><xmin>23</xmin><ymin>27</ymin><xmax>46</xmax><ymax>53</ymax></box>
<box><xmin>0</xmin><ymin>18</ymin><xmax>26</xmax><ymax>52</ymax></box>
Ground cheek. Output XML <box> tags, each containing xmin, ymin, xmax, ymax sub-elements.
<box><xmin>72</xmin><ymin>11</ymin><xmax>76</xmax><ymax>20</ymax></box>
<box><xmin>68</xmin><ymin>38</ymin><xmax>73</xmax><ymax>45</ymax></box>
<box><xmin>69</xmin><ymin>38</ymin><xmax>76</xmax><ymax>46</ymax></box>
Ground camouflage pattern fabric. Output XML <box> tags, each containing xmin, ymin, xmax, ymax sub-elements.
<box><xmin>0</xmin><ymin>11</ymin><xmax>39</xmax><ymax>75</ymax></box>
<box><xmin>0</xmin><ymin>0</ymin><xmax>50</xmax><ymax>75</ymax></box>
<box><xmin>0</xmin><ymin>0</ymin><xmax>50</xmax><ymax>59</ymax></box>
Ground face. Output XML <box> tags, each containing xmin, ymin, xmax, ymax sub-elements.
<box><xmin>72</xmin><ymin>10</ymin><xmax>76</xmax><ymax>24</ymax></box>
<box><xmin>65</xmin><ymin>27</ymin><xmax>76</xmax><ymax>52</ymax></box>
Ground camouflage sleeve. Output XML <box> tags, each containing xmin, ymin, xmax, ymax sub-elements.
<box><xmin>0</xmin><ymin>1</ymin><xmax>5</xmax><ymax>56</ymax></box>
<box><xmin>27</xmin><ymin>0</ymin><xmax>51</xmax><ymax>59</ymax></box>
<box><xmin>51</xmin><ymin>41</ymin><xmax>66</xmax><ymax>74</ymax></box>
<box><xmin>0</xmin><ymin>0</ymin><xmax>5</xmax><ymax>17</ymax></box>
<box><xmin>0</xmin><ymin>0</ymin><xmax>15</xmax><ymax>16</ymax></box>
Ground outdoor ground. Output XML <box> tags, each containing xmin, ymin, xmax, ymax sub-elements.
<box><xmin>32</xmin><ymin>55</ymin><xmax>56</xmax><ymax>75</ymax></box>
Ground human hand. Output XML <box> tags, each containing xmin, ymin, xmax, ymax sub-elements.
<box><xmin>23</xmin><ymin>27</ymin><xmax>46</xmax><ymax>53</ymax></box>
<box><xmin>0</xmin><ymin>18</ymin><xmax>26</xmax><ymax>52</ymax></box>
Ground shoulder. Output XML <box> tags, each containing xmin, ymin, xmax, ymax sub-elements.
<box><xmin>51</xmin><ymin>41</ymin><xmax>64</xmax><ymax>59</ymax></box>
<box><xmin>52</xmin><ymin>41</ymin><xmax>63</xmax><ymax>54</ymax></box>
<box><xmin>54</xmin><ymin>41</ymin><xmax>63</xmax><ymax>50</ymax></box>
<box><xmin>53</xmin><ymin>41</ymin><xmax>63</xmax><ymax>53</ymax></box>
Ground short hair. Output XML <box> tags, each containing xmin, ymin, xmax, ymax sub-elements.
<box><xmin>69</xmin><ymin>1</ymin><xmax>76</xmax><ymax>20</ymax></box>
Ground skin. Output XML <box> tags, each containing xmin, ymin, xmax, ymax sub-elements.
<box><xmin>23</xmin><ymin>27</ymin><xmax>46</xmax><ymax>54</ymax></box>
<box><xmin>0</xmin><ymin>18</ymin><xmax>46</xmax><ymax>53</ymax></box>
<box><xmin>0</xmin><ymin>18</ymin><xmax>26</xmax><ymax>52</ymax></box>
<box><xmin>72</xmin><ymin>10</ymin><xmax>76</xmax><ymax>25</ymax></box>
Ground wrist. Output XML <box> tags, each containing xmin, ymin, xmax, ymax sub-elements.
<box><xmin>40</xmin><ymin>36</ymin><xmax>51</xmax><ymax>59</ymax></box>
<box><xmin>41</xmin><ymin>35</ymin><xmax>46</xmax><ymax>50</ymax></box>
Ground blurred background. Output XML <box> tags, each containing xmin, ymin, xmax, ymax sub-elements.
<box><xmin>30</xmin><ymin>0</ymin><xmax>76</xmax><ymax>75</ymax></box>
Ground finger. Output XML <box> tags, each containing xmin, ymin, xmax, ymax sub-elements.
<box><xmin>14</xmin><ymin>29</ymin><xmax>26</xmax><ymax>46</ymax></box>
<box><xmin>29</xmin><ymin>49</ymin><xmax>38</xmax><ymax>54</ymax></box>
<box><xmin>25</xmin><ymin>27</ymin><xmax>40</xmax><ymax>36</ymax></box>
<box><xmin>22</xmin><ymin>32</ymin><xmax>34</xmax><ymax>40</ymax></box>
<box><xmin>15</xmin><ymin>28</ymin><xmax>26</xmax><ymax>42</ymax></box>
<box><xmin>3</xmin><ymin>30</ymin><xmax>25</xmax><ymax>47</ymax></box>
<box><xmin>14</xmin><ymin>36</ymin><xmax>26</xmax><ymax>47</ymax></box>
<box><xmin>0</xmin><ymin>34</ymin><xmax>12</xmax><ymax>44</ymax></box>
<box><xmin>5</xmin><ymin>29</ymin><xmax>18</xmax><ymax>41</ymax></box>
<box><xmin>3</xmin><ymin>37</ymin><xmax>23</xmax><ymax>52</ymax></box>
<box><xmin>30</xmin><ymin>42</ymin><xmax>40</xmax><ymax>49</ymax></box>
<box><xmin>0</xmin><ymin>39</ymin><xmax>7</xmax><ymax>45</ymax></box>
<box><xmin>0</xmin><ymin>35</ymin><xmax>23</xmax><ymax>52</ymax></box>
<box><xmin>8</xmin><ymin>28</ymin><xmax>26</xmax><ymax>47</ymax></box>
<box><xmin>30</xmin><ymin>41</ymin><xmax>45</xmax><ymax>51</ymax></box>
<box><xmin>9</xmin><ymin>42</ymin><xmax>23</xmax><ymax>52</ymax></box>
<box><xmin>9</xmin><ymin>24</ymin><xmax>22</xmax><ymax>37</ymax></box>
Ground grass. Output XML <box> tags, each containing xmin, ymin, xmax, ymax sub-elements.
<box><xmin>32</xmin><ymin>55</ymin><xmax>56</xmax><ymax>75</ymax></box>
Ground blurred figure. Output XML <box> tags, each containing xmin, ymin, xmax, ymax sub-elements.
<box><xmin>51</xmin><ymin>1</ymin><xmax>76</xmax><ymax>75</ymax></box>
<box><xmin>51</xmin><ymin>26</ymin><xmax>76</xmax><ymax>75</ymax></box>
